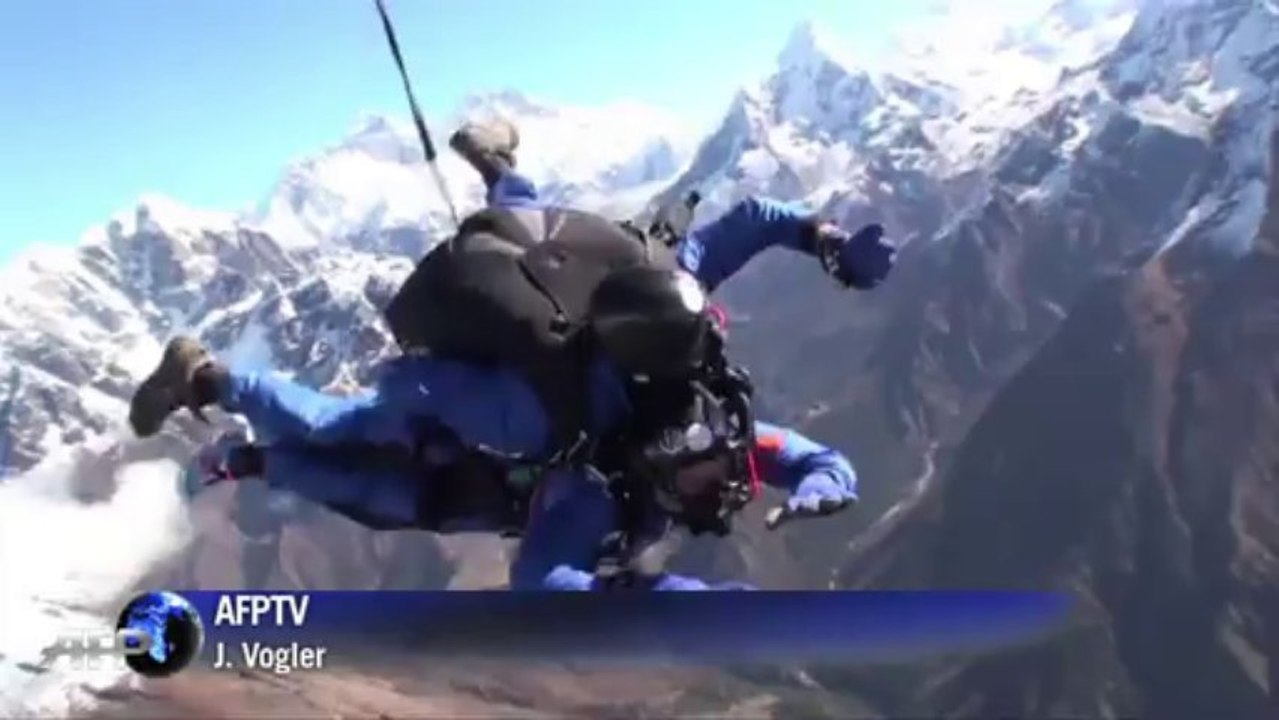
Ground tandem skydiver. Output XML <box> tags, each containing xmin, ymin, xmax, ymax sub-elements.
<box><xmin>151</xmin><ymin>268</ymin><xmax>859</xmax><ymax>590</ymax></box>
<box><xmin>129</xmin><ymin>119</ymin><xmax>898</xmax><ymax>589</ymax></box>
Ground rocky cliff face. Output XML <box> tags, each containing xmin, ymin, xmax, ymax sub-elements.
<box><xmin>663</xmin><ymin>6</ymin><xmax>1277</xmax><ymax>715</ymax></box>
<box><xmin>825</xmin><ymin>119</ymin><xmax>1279</xmax><ymax>720</ymax></box>
<box><xmin>661</xmin><ymin>0</ymin><xmax>1278</xmax><ymax>600</ymax></box>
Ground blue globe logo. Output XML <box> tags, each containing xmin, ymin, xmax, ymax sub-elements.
<box><xmin>115</xmin><ymin>591</ymin><xmax>204</xmax><ymax>678</ymax></box>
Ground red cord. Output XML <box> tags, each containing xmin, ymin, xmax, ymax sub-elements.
<box><xmin>745</xmin><ymin>447</ymin><xmax>762</xmax><ymax>499</ymax></box>
<box><xmin>708</xmin><ymin>304</ymin><xmax>728</xmax><ymax>334</ymax></box>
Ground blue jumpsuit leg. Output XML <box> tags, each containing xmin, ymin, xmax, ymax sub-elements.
<box><xmin>219</xmin><ymin>371</ymin><xmax>418</xmax><ymax>449</ymax></box>
<box><xmin>509</xmin><ymin>468</ymin><xmax>617</xmax><ymax>590</ymax></box>
<box><xmin>258</xmin><ymin>445</ymin><xmax>425</xmax><ymax>530</ymax></box>
<box><xmin>508</xmin><ymin>469</ymin><xmax>748</xmax><ymax>591</ymax></box>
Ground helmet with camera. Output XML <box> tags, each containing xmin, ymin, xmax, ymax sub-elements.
<box><xmin>587</xmin><ymin>266</ymin><xmax>713</xmax><ymax>381</ymax></box>
<box><xmin>588</xmin><ymin>264</ymin><xmax>758</xmax><ymax>535</ymax></box>
<box><xmin>615</xmin><ymin>363</ymin><xmax>757</xmax><ymax>537</ymax></box>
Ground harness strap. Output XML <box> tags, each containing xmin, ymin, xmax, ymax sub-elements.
<box><xmin>372</xmin><ymin>0</ymin><xmax>460</xmax><ymax>228</ymax></box>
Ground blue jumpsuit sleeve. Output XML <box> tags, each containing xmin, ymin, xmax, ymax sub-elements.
<box><xmin>529</xmin><ymin>565</ymin><xmax>730</xmax><ymax>591</ymax></box>
<box><xmin>508</xmin><ymin>468</ymin><xmax>616</xmax><ymax>591</ymax></box>
<box><xmin>487</xmin><ymin>169</ymin><xmax>544</xmax><ymax>209</ymax></box>
<box><xmin>752</xmin><ymin>421</ymin><xmax>859</xmax><ymax>500</ymax></box>
<box><xmin>676</xmin><ymin>196</ymin><xmax>816</xmax><ymax>292</ymax></box>
<box><xmin>509</xmin><ymin>469</ymin><xmax>745</xmax><ymax>591</ymax></box>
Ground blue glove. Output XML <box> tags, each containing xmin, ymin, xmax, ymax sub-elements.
<box><xmin>706</xmin><ymin>580</ymin><xmax>755</xmax><ymax>591</ymax></box>
<box><xmin>653</xmin><ymin>575</ymin><xmax>756</xmax><ymax>591</ymax></box>
<box><xmin>764</xmin><ymin>471</ymin><xmax>857</xmax><ymax>530</ymax></box>
<box><xmin>817</xmin><ymin>222</ymin><xmax>898</xmax><ymax>290</ymax></box>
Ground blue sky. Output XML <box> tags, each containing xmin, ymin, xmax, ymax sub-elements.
<box><xmin>0</xmin><ymin>0</ymin><xmax>942</xmax><ymax>264</ymax></box>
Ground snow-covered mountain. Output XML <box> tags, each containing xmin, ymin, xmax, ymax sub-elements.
<box><xmin>0</xmin><ymin>90</ymin><xmax>694</xmax><ymax>716</ymax></box>
<box><xmin>662</xmin><ymin>3</ymin><xmax>1278</xmax><ymax>714</ymax></box>
<box><xmin>658</xmin><ymin>1</ymin><xmax>1276</xmax><ymax>715</ymax></box>
<box><xmin>0</xmin><ymin>91</ymin><xmax>693</xmax><ymax>474</ymax></box>
<box><xmin>662</xmin><ymin>0</ymin><xmax>1273</xmax><ymax>261</ymax></box>
<box><xmin>666</xmin><ymin>0</ymin><xmax>1275</xmax><ymax>387</ymax></box>
<box><xmin>1</xmin><ymin>0</ymin><xmax>1277</xmax><ymax>716</ymax></box>
<box><xmin>254</xmin><ymin>91</ymin><xmax>694</xmax><ymax>254</ymax></box>
<box><xmin>8</xmin><ymin>0</ymin><xmax>1271</xmax><ymax>483</ymax></box>
<box><xmin>654</xmin><ymin>0</ymin><xmax>1141</xmax><ymax>223</ymax></box>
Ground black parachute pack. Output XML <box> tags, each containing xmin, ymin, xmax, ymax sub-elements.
<box><xmin>383</xmin><ymin>206</ymin><xmax>680</xmax><ymax>455</ymax></box>
<box><xmin>369</xmin><ymin>1</ymin><xmax>762</xmax><ymax>561</ymax></box>
<box><xmin>372</xmin><ymin>0</ymin><xmax>679</xmax><ymax>457</ymax></box>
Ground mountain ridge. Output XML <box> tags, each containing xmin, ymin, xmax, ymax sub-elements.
<box><xmin>1</xmin><ymin>2</ymin><xmax>1276</xmax><ymax>716</ymax></box>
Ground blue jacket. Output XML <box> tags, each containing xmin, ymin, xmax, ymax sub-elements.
<box><xmin>215</xmin><ymin>187</ymin><xmax>857</xmax><ymax>589</ymax></box>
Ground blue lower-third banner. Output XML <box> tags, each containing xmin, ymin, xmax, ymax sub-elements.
<box><xmin>118</xmin><ymin>590</ymin><xmax>1077</xmax><ymax>673</ymax></box>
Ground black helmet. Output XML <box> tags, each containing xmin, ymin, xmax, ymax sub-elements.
<box><xmin>588</xmin><ymin>267</ymin><xmax>711</xmax><ymax>379</ymax></box>
<box><xmin>624</xmin><ymin>368</ymin><xmax>758</xmax><ymax>536</ymax></box>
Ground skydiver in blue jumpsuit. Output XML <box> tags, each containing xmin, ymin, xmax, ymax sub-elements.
<box><xmin>130</xmin><ymin>119</ymin><xmax>898</xmax><ymax>590</ymax></box>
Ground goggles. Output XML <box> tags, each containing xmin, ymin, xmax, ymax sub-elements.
<box><xmin>638</xmin><ymin>368</ymin><xmax>758</xmax><ymax>535</ymax></box>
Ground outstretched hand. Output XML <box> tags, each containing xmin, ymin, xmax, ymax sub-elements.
<box><xmin>182</xmin><ymin>431</ymin><xmax>260</xmax><ymax>498</ymax></box>
<box><xmin>764</xmin><ymin>471</ymin><xmax>857</xmax><ymax>530</ymax></box>
<box><xmin>817</xmin><ymin>222</ymin><xmax>898</xmax><ymax>290</ymax></box>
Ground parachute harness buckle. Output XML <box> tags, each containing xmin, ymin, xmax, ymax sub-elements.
<box><xmin>547</xmin><ymin>431</ymin><xmax>592</xmax><ymax>469</ymax></box>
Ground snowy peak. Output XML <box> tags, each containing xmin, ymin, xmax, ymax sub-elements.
<box><xmin>0</xmin><ymin>195</ymin><xmax>312</xmax><ymax>469</ymax></box>
<box><xmin>251</xmin><ymin>93</ymin><xmax>694</xmax><ymax>253</ymax></box>
<box><xmin>455</xmin><ymin>89</ymin><xmax>557</xmax><ymax>122</ymax></box>
<box><xmin>337</xmin><ymin>114</ymin><xmax>426</xmax><ymax>166</ymax></box>
<box><xmin>892</xmin><ymin>0</ymin><xmax>1136</xmax><ymax>100</ymax></box>
<box><xmin>998</xmin><ymin>0</ymin><xmax>1141</xmax><ymax>62</ymax></box>
<box><xmin>767</xmin><ymin>21</ymin><xmax>878</xmax><ymax>124</ymax></box>
<box><xmin>83</xmin><ymin>194</ymin><xmax>241</xmax><ymax>250</ymax></box>
<box><xmin>665</xmin><ymin>18</ymin><xmax>974</xmax><ymax>211</ymax></box>
<box><xmin>687</xmin><ymin>5</ymin><xmax>1139</xmax><ymax>195</ymax></box>
<box><xmin>672</xmin><ymin>0</ymin><xmax>1273</xmax><ymax>257</ymax></box>
<box><xmin>777</xmin><ymin>20</ymin><xmax>859</xmax><ymax>76</ymax></box>
<box><xmin>1103</xmin><ymin>0</ymin><xmax>1278</xmax><ymax>105</ymax></box>
<box><xmin>924</xmin><ymin>0</ymin><xmax>1277</xmax><ymax>259</ymax></box>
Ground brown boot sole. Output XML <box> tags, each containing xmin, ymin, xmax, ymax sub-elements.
<box><xmin>128</xmin><ymin>339</ymin><xmax>212</xmax><ymax>438</ymax></box>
